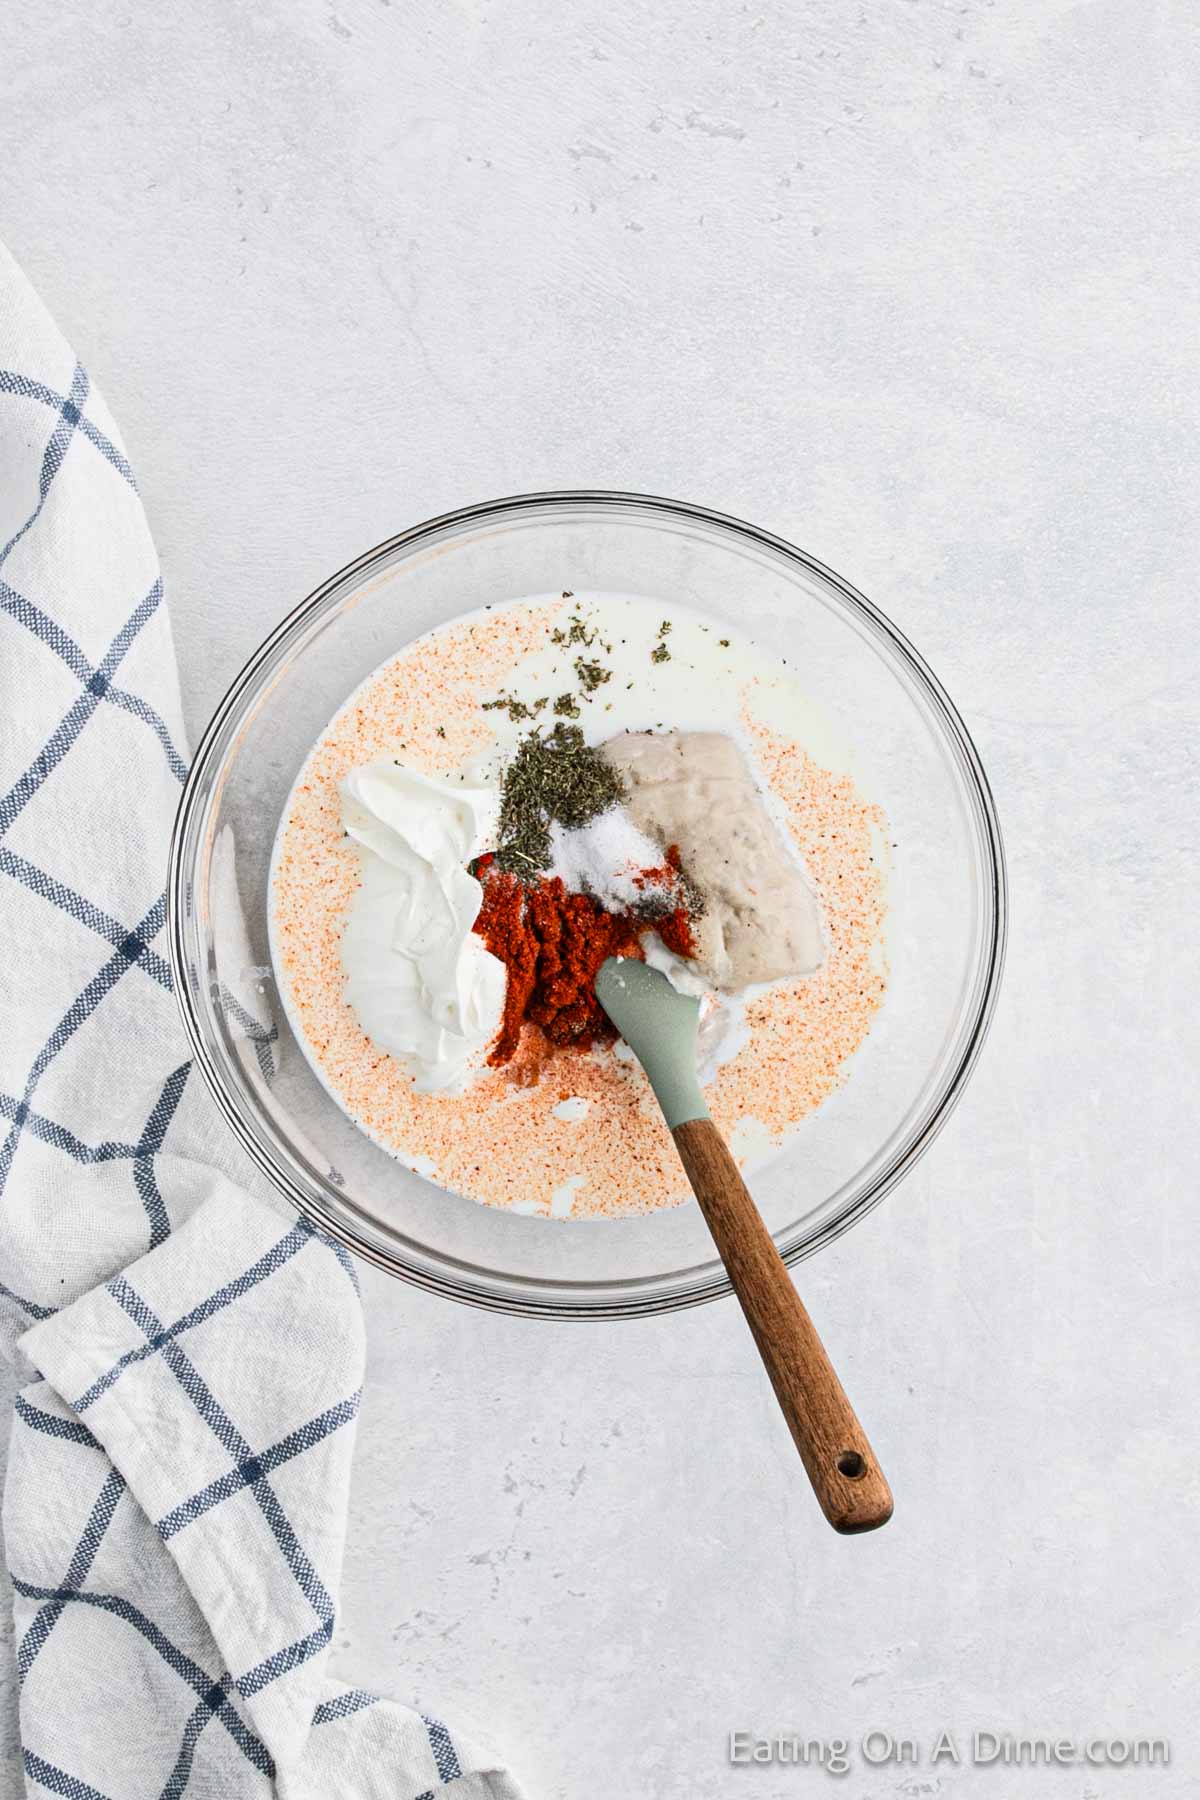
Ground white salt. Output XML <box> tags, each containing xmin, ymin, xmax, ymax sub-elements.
<box><xmin>547</xmin><ymin>804</ymin><xmax>667</xmax><ymax>911</ymax></box>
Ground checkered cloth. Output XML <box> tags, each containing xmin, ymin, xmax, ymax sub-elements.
<box><xmin>0</xmin><ymin>243</ymin><xmax>523</xmax><ymax>1800</ymax></box>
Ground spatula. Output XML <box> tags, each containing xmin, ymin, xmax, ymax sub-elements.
<box><xmin>595</xmin><ymin>955</ymin><xmax>893</xmax><ymax>1533</ymax></box>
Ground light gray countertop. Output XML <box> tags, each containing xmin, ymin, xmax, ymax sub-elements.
<box><xmin>3</xmin><ymin>3</ymin><xmax>1197</xmax><ymax>1795</ymax></box>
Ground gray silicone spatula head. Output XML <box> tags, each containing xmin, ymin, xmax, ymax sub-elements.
<box><xmin>594</xmin><ymin>956</ymin><xmax>710</xmax><ymax>1130</ymax></box>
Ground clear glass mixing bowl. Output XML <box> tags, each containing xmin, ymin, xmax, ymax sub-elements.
<box><xmin>168</xmin><ymin>492</ymin><xmax>1006</xmax><ymax>1318</ymax></box>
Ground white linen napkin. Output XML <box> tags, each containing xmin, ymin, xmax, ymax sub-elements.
<box><xmin>0</xmin><ymin>242</ymin><xmax>523</xmax><ymax>1800</ymax></box>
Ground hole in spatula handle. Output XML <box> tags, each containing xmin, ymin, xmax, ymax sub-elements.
<box><xmin>837</xmin><ymin>1451</ymin><xmax>867</xmax><ymax>1479</ymax></box>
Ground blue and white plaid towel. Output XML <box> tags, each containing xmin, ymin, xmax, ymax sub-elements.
<box><xmin>0</xmin><ymin>244</ymin><xmax>523</xmax><ymax>1800</ymax></box>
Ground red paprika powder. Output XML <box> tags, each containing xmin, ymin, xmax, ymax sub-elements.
<box><xmin>472</xmin><ymin>854</ymin><xmax>695</xmax><ymax>1068</ymax></box>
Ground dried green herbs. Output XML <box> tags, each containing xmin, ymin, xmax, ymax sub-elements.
<box><xmin>494</xmin><ymin>722</ymin><xmax>626</xmax><ymax>877</ymax></box>
<box><xmin>573</xmin><ymin>656</ymin><xmax>610</xmax><ymax>693</ymax></box>
<box><xmin>553</xmin><ymin>692</ymin><xmax>581</xmax><ymax>719</ymax></box>
<box><xmin>551</xmin><ymin>614</ymin><xmax>596</xmax><ymax>649</ymax></box>
<box><xmin>650</xmin><ymin>618</ymin><xmax>672</xmax><ymax>663</ymax></box>
<box><xmin>481</xmin><ymin>692</ymin><xmax>548</xmax><ymax>722</ymax></box>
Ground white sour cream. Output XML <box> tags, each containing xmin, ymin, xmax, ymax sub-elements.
<box><xmin>339</xmin><ymin>759</ymin><xmax>505</xmax><ymax>1093</ymax></box>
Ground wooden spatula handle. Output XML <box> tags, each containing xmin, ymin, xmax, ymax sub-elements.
<box><xmin>673</xmin><ymin>1118</ymin><xmax>893</xmax><ymax>1533</ymax></box>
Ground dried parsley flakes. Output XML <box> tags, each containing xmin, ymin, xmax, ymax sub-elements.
<box><xmin>551</xmin><ymin>613</ymin><xmax>596</xmax><ymax>649</ymax></box>
<box><xmin>494</xmin><ymin>722</ymin><xmax>626</xmax><ymax>878</ymax></box>
<box><xmin>481</xmin><ymin>692</ymin><xmax>548</xmax><ymax>722</ymax></box>
<box><xmin>573</xmin><ymin>656</ymin><xmax>611</xmax><ymax>693</ymax></box>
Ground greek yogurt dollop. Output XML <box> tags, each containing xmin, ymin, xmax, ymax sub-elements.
<box><xmin>339</xmin><ymin>759</ymin><xmax>505</xmax><ymax>1093</ymax></box>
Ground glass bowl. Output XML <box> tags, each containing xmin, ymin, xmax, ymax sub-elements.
<box><xmin>168</xmin><ymin>492</ymin><xmax>1006</xmax><ymax>1319</ymax></box>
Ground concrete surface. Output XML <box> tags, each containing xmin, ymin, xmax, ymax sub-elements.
<box><xmin>2</xmin><ymin>2</ymin><xmax>1198</xmax><ymax>1795</ymax></box>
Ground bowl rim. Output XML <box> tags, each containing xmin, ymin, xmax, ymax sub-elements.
<box><xmin>168</xmin><ymin>488</ymin><xmax>1008</xmax><ymax>1318</ymax></box>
